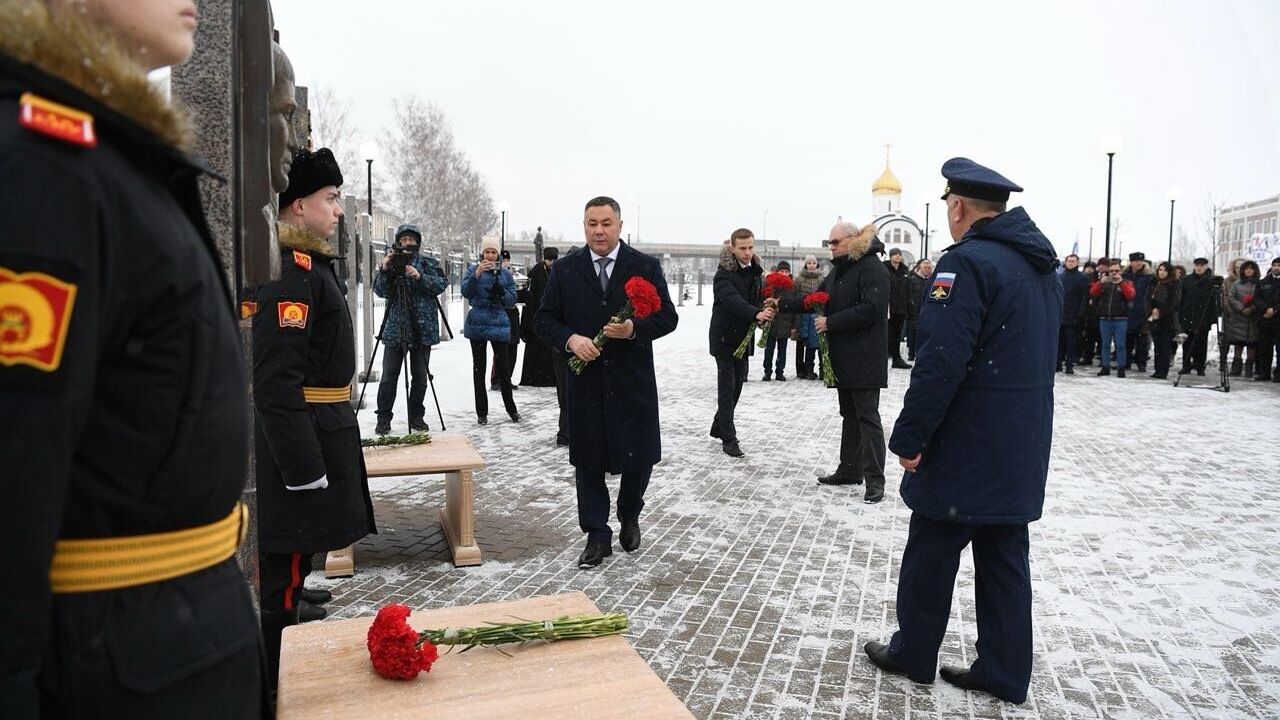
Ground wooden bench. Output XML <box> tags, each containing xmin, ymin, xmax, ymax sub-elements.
<box><xmin>325</xmin><ymin>433</ymin><xmax>485</xmax><ymax>576</ymax></box>
<box><xmin>277</xmin><ymin>591</ymin><xmax>694</xmax><ymax>719</ymax></box>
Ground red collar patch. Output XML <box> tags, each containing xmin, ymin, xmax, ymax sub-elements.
<box><xmin>292</xmin><ymin>251</ymin><xmax>312</xmax><ymax>271</ymax></box>
<box><xmin>18</xmin><ymin>93</ymin><xmax>97</xmax><ymax>148</ymax></box>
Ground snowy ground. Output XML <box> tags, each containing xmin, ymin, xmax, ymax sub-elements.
<box><xmin>321</xmin><ymin>287</ymin><xmax>1280</xmax><ymax>720</ymax></box>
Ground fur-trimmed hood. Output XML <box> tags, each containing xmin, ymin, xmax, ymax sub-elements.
<box><xmin>719</xmin><ymin>245</ymin><xmax>763</xmax><ymax>273</ymax></box>
<box><xmin>0</xmin><ymin>0</ymin><xmax>192</xmax><ymax>151</ymax></box>
<box><xmin>842</xmin><ymin>224</ymin><xmax>881</xmax><ymax>262</ymax></box>
<box><xmin>278</xmin><ymin>222</ymin><xmax>336</xmax><ymax>258</ymax></box>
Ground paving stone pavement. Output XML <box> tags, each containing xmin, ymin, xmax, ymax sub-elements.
<box><xmin>322</xmin><ymin>303</ymin><xmax>1280</xmax><ymax>719</ymax></box>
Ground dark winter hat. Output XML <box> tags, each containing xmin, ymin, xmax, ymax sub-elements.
<box><xmin>543</xmin><ymin>246</ymin><xmax>559</xmax><ymax>260</ymax></box>
<box><xmin>395</xmin><ymin>224</ymin><xmax>422</xmax><ymax>243</ymax></box>
<box><xmin>776</xmin><ymin>260</ymin><xmax>791</xmax><ymax>271</ymax></box>
<box><xmin>1128</xmin><ymin>251</ymin><xmax>1145</xmax><ymax>261</ymax></box>
<box><xmin>279</xmin><ymin>148</ymin><xmax>343</xmax><ymax>208</ymax></box>
<box><xmin>1193</xmin><ymin>257</ymin><xmax>1210</xmax><ymax>265</ymax></box>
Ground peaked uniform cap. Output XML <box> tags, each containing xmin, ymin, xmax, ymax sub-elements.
<box><xmin>940</xmin><ymin>157</ymin><xmax>1023</xmax><ymax>202</ymax></box>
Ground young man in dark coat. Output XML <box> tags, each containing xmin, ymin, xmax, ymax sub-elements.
<box><xmin>906</xmin><ymin>259</ymin><xmax>933</xmax><ymax>361</ymax></box>
<box><xmin>252</xmin><ymin>148</ymin><xmax>377</xmax><ymax>686</ymax></box>
<box><xmin>884</xmin><ymin>248</ymin><xmax>914</xmax><ymax>368</ymax></box>
<box><xmin>1178</xmin><ymin>258</ymin><xmax>1219</xmax><ymax>376</ymax></box>
<box><xmin>776</xmin><ymin>222</ymin><xmax>890</xmax><ymax>502</ymax></box>
<box><xmin>0</xmin><ymin>3</ymin><xmax>267</xmax><ymax>716</ymax></box>
<box><xmin>708</xmin><ymin>229</ymin><xmax>775</xmax><ymax>457</ymax></box>
<box><xmin>867</xmin><ymin>158</ymin><xmax>1062</xmax><ymax>705</ymax></box>
<box><xmin>1122</xmin><ymin>252</ymin><xmax>1154</xmax><ymax>372</ymax></box>
<box><xmin>1056</xmin><ymin>253</ymin><xmax>1090</xmax><ymax>374</ymax></box>
<box><xmin>537</xmin><ymin>197</ymin><xmax>679</xmax><ymax>569</ymax></box>
<box><xmin>519</xmin><ymin>246</ymin><xmax>559</xmax><ymax>388</ymax></box>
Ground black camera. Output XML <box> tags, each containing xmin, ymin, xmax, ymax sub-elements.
<box><xmin>386</xmin><ymin>243</ymin><xmax>416</xmax><ymax>273</ymax></box>
<box><xmin>1211</xmin><ymin>275</ymin><xmax>1224</xmax><ymax>288</ymax></box>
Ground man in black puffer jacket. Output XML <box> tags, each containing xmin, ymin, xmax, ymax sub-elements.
<box><xmin>708</xmin><ymin>229</ymin><xmax>774</xmax><ymax>458</ymax></box>
<box><xmin>1056</xmin><ymin>254</ymin><xmax>1090</xmax><ymax>374</ymax></box>
<box><xmin>777</xmin><ymin>222</ymin><xmax>889</xmax><ymax>501</ymax></box>
<box><xmin>885</xmin><ymin>248</ymin><xmax>913</xmax><ymax>368</ymax></box>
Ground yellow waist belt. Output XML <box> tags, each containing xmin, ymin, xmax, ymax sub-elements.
<box><xmin>49</xmin><ymin>503</ymin><xmax>248</xmax><ymax>594</ymax></box>
<box><xmin>302</xmin><ymin>385</ymin><xmax>352</xmax><ymax>403</ymax></box>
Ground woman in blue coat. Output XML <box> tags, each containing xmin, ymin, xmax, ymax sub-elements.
<box><xmin>462</xmin><ymin>237</ymin><xmax>519</xmax><ymax>424</ymax></box>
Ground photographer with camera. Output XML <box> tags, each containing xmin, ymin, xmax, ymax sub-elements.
<box><xmin>372</xmin><ymin>224</ymin><xmax>449</xmax><ymax>435</ymax></box>
<box><xmin>1089</xmin><ymin>262</ymin><xmax>1136</xmax><ymax>377</ymax></box>
<box><xmin>1178</xmin><ymin>258</ymin><xmax>1219</xmax><ymax>377</ymax></box>
<box><xmin>463</xmin><ymin>237</ymin><xmax>520</xmax><ymax>425</ymax></box>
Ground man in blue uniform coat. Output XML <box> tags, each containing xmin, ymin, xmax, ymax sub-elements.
<box><xmin>864</xmin><ymin>158</ymin><xmax>1062</xmax><ymax>704</ymax></box>
<box><xmin>537</xmin><ymin>196</ymin><xmax>679</xmax><ymax>569</ymax></box>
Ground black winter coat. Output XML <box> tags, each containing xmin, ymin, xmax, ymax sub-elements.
<box><xmin>779</xmin><ymin>230</ymin><xmax>889</xmax><ymax>389</ymax></box>
<box><xmin>252</xmin><ymin>225</ymin><xmax>376</xmax><ymax>554</ymax></box>
<box><xmin>1146</xmin><ymin>278</ymin><xmax>1182</xmax><ymax>332</ymax></box>
<box><xmin>1254</xmin><ymin>273</ymin><xmax>1280</xmax><ymax>329</ymax></box>
<box><xmin>536</xmin><ymin>242</ymin><xmax>679</xmax><ymax>473</ymax></box>
<box><xmin>1179</xmin><ymin>271</ymin><xmax>1219</xmax><ymax>334</ymax></box>
<box><xmin>0</xmin><ymin>14</ymin><xmax>263</xmax><ymax>716</ymax></box>
<box><xmin>908</xmin><ymin>271</ymin><xmax>931</xmax><ymax>321</ymax></box>
<box><xmin>885</xmin><ymin>259</ymin><xmax>912</xmax><ymax>316</ymax></box>
<box><xmin>709</xmin><ymin>251</ymin><xmax>764</xmax><ymax>357</ymax></box>
<box><xmin>1059</xmin><ymin>268</ymin><xmax>1090</xmax><ymax>326</ymax></box>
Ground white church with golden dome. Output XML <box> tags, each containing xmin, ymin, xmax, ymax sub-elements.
<box><xmin>869</xmin><ymin>147</ymin><xmax>930</xmax><ymax>264</ymax></box>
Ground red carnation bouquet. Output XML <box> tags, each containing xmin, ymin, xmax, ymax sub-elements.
<box><xmin>567</xmin><ymin>276</ymin><xmax>663</xmax><ymax>374</ymax></box>
<box><xmin>367</xmin><ymin>604</ymin><xmax>628</xmax><ymax>681</ymax></box>
<box><xmin>804</xmin><ymin>291</ymin><xmax>837</xmax><ymax>387</ymax></box>
<box><xmin>733</xmin><ymin>272</ymin><xmax>794</xmax><ymax>359</ymax></box>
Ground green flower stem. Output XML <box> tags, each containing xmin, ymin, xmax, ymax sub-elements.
<box><xmin>361</xmin><ymin>432</ymin><xmax>432</xmax><ymax>448</ymax></box>
<box><xmin>756</xmin><ymin>321</ymin><xmax>773</xmax><ymax>348</ymax></box>
<box><xmin>567</xmin><ymin>305</ymin><xmax>636</xmax><ymax>375</ymax></box>
<box><xmin>732</xmin><ymin>324</ymin><xmax>755</xmax><ymax>360</ymax></box>
<box><xmin>419</xmin><ymin>613</ymin><xmax>629</xmax><ymax>651</ymax></box>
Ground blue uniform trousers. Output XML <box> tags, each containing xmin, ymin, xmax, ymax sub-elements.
<box><xmin>887</xmin><ymin>513</ymin><xmax>1032</xmax><ymax>703</ymax></box>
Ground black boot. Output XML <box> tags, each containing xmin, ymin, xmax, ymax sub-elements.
<box><xmin>1230</xmin><ymin>357</ymin><xmax>1243</xmax><ymax>376</ymax></box>
<box><xmin>1096</xmin><ymin>366</ymin><xmax>1110</xmax><ymax>376</ymax></box>
<box><xmin>300</xmin><ymin>586</ymin><xmax>332</xmax><ymax>605</ymax></box>
<box><xmin>1244</xmin><ymin>360</ymin><xmax>1255</xmax><ymax>379</ymax></box>
<box><xmin>374</xmin><ymin>416</ymin><xmax>391</xmax><ymax>436</ymax></box>
<box><xmin>722</xmin><ymin>440</ymin><xmax>744</xmax><ymax>458</ymax></box>
<box><xmin>408</xmin><ymin>417</ymin><xmax>429</xmax><ymax>432</ymax></box>
<box><xmin>818</xmin><ymin>465</ymin><xmax>862</xmax><ymax>485</ymax></box>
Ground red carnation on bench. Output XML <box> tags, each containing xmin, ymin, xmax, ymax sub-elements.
<box><xmin>368</xmin><ymin>604</ymin><xmax>439</xmax><ymax>680</ymax></box>
<box><xmin>568</xmin><ymin>276</ymin><xmax>663</xmax><ymax>374</ymax></box>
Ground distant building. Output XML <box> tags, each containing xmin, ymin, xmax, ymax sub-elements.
<box><xmin>1216</xmin><ymin>194</ymin><xmax>1280</xmax><ymax>271</ymax></box>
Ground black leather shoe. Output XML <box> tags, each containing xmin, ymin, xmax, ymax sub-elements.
<box><xmin>408</xmin><ymin>418</ymin><xmax>429</xmax><ymax>432</ymax></box>
<box><xmin>477</xmin><ymin>414</ymin><xmax>487</xmax><ymax>425</ymax></box>
<box><xmin>577</xmin><ymin>540</ymin><xmax>612</xmax><ymax>569</ymax></box>
<box><xmin>722</xmin><ymin>440</ymin><xmax>744</xmax><ymax>458</ymax></box>
<box><xmin>775</xmin><ymin>373</ymin><xmax>786</xmax><ymax>382</ymax></box>
<box><xmin>620</xmin><ymin>521</ymin><xmax>641</xmax><ymax>553</ymax></box>
<box><xmin>1117</xmin><ymin>368</ymin><xmax>1126</xmax><ymax>378</ymax></box>
<box><xmin>1064</xmin><ymin>366</ymin><xmax>1075</xmax><ymax>375</ymax></box>
<box><xmin>762</xmin><ymin>374</ymin><xmax>772</xmax><ymax>382</ymax></box>
<box><xmin>940</xmin><ymin>665</ymin><xmax>1024</xmax><ymax>704</ymax></box>
<box><xmin>864</xmin><ymin>641</ymin><xmax>930</xmax><ymax>683</ymax></box>
<box><xmin>375</xmin><ymin>417</ymin><xmax>391</xmax><ymax>436</ymax></box>
<box><xmin>300</xmin><ymin>587</ymin><xmax>331</xmax><ymax>605</ymax></box>
<box><xmin>508</xmin><ymin>411</ymin><xmax>521</xmax><ymax>423</ymax></box>
<box><xmin>556</xmin><ymin>434</ymin><xmax>569</xmax><ymax>447</ymax></box>
<box><xmin>863</xmin><ymin>488</ymin><xmax>885</xmax><ymax>504</ymax></box>
<box><xmin>818</xmin><ymin>469</ymin><xmax>861</xmax><ymax>485</ymax></box>
<box><xmin>298</xmin><ymin>599</ymin><xmax>327</xmax><ymax>623</ymax></box>
<box><xmin>1096</xmin><ymin>367</ymin><xmax>1110</xmax><ymax>376</ymax></box>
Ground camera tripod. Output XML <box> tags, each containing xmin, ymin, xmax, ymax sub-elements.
<box><xmin>356</xmin><ymin>268</ymin><xmax>454</xmax><ymax>430</ymax></box>
<box><xmin>1173</xmin><ymin>300</ymin><xmax>1229</xmax><ymax>393</ymax></box>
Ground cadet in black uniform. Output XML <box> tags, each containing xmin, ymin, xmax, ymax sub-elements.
<box><xmin>0</xmin><ymin>2</ymin><xmax>265</xmax><ymax>717</ymax></box>
<box><xmin>865</xmin><ymin>158</ymin><xmax>1062</xmax><ymax>704</ymax></box>
<box><xmin>252</xmin><ymin>148</ymin><xmax>376</xmax><ymax>686</ymax></box>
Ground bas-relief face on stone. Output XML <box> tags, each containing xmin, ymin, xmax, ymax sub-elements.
<box><xmin>268</xmin><ymin>43</ymin><xmax>299</xmax><ymax>195</ymax></box>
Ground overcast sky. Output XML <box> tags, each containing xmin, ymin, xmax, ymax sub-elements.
<box><xmin>272</xmin><ymin>1</ymin><xmax>1279</xmax><ymax>259</ymax></box>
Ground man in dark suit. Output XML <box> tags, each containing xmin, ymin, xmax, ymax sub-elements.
<box><xmin>865</xmin><ymin>158</ymin><xmax>1061</xmax><ymax>705</ymax></box>
<box><xmin>537</xmin><ymin>196</ymin><xmax>679</xmax><ymax>569</ymax></box>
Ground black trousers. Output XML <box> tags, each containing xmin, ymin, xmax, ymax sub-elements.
<box><xmin>906</xmin><ymin>319</ymin><xmax>919</xmax><ymax>359</ymax></box>
<box><xmin>490</xmin><ymin>342</ymin><xmax>519</xmax><ymax>385</ymax></box>
<box><xmin>575</xmin><ymin>465</ymin><xmax>652</xmax><ymax>544</ymax></box>
<box><xmin>1078</xmin><ymin>320</ymin><xmax>1098</xmax><ymax>363</ymax></box>
<box><xmin>552</xmin><ymin>350</ymin><xmax>568</xmax><ymax>441</ymax></box>
<box><xmin>1055</xmin><ymin>324</ymin><xmax>1078</xmax><ymax>368</ymax></box>
<box><xmin>259</xmin><ymin>551</ymin><xmax>314</xmax><ymax>688</ymax></box>
<box><xmin>887</xmin><ymin>514</ymin><xmax>1032</xmax><ymax>703</ymax></box>
<box><xmin>470</xmin><ymin>339</ymin><xmax>516</xmax><ymax>418</ymax></box>
<box><xmin>376</xmin><ymin>344</ymin><xmax>430</xmax><ymax>421</ymax></box>
<box><xmin>1125</xmin><ymin>329</ymin><xmax>1149</xmax><ymax>369</ymax></box>
<box><xmin>887</xmin><ymin>314</ymin><xmax>907</xmax><ymax>360</ymax></box>
<box><xmin>1257</xmin><ymin>324</ymin><xmax>1280</xmax><ymax>378</ymax></box>
<box><xmin>711</xmin><ymin>354</ymin><xmax>748</xmax><ymax>442</ymax></box>
<box><xmin>1151</xmin><ymin>327</ymin><xmax>1174</xmax><ymax>375</ymax></box>
<box><xmin>1181</xmin><ymin>328</ymin><xmax>1211</xmax><ymax>373</ymax></box>
<box><xmin>836</xmin><ymin>388</ymin><xmax>885</xmax><ymax>490</ymax></box>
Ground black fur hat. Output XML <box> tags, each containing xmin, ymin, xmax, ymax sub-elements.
<box><xmin>279</xmin><ymin>148</ymin><xmax>343</xmax><ymax>209</ymax></box>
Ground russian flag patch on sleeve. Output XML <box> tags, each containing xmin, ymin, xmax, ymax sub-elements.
<box><xmin>928</xmin><ymin>272</ymin><xmax>956</xmax><ymax>302</ymax></box>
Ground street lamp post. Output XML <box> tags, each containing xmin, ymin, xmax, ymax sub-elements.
<box><xmin>1166</xmin><ymin>187</ymin><xmax>1181</xmax><ymax>263</ymax></box>
<box><xmin>359</xmin><ymin>141</ymin><xmax>377</xmax><ymax>217</ymax></box>
<box><xmin>498</xmin><ymin>200</ymin><xmax>509</xmax><ymax>254</ymax></box>
<box><xmin>923</xmin><ymin>202</ymin><xmax>930</xmax><ymax>259</ymax></box>
<box><xmin>1101</xmin><ymin>134</ymin><xmax>1123</xmax><ymax>260</ymax></box>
